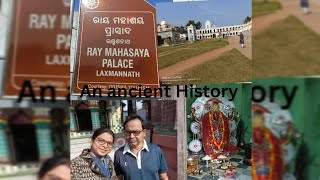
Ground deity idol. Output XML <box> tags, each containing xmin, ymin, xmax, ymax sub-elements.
<box><xmin>252</xmin><ymin>104</ymin><xmax>283</xmax><ymax>180</ymax></box>
<box><xmin>200</xmin><ymin>98</ymin><xmax>237</xmax><ymax>158</ymax></box>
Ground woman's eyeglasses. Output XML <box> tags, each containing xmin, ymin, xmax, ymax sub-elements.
<box><xmin>124</xmin><ymin>130</ymin><xmax>144</xmax><ymax>136</ymax></box>
<box><xmin>95</xmin><ymin>138</ymin><xmax>113</xmax><ymax>147</ymax></box>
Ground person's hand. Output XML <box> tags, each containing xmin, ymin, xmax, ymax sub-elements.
<box><xmin>160</xmin><ymin>172</ymin><xmax>169</xmax><ymax>180</ymax></box>
<box><xmin>117</xmin><ymin>175</ymin><xmax>124</xmax><ymax>180</ymax></box>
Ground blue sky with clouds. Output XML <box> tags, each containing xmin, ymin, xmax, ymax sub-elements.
<box><xmin>74</xmin><ymin>0</ymin><xmax>251</xmax><ymax>27</ymax></box>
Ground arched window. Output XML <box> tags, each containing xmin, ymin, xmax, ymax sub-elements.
<box><xmin>9</xmin><ymin>111</ymin><xmax>39</xmax><ymax>162</ymax></box>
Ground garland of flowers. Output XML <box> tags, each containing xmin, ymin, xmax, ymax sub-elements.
<box><xmin>252</xmin><ymin>129</ymin><xmax>278</xmax><ymax>180</ymax></box>
<box><xmin>252</xmin><ymin>150</ymin><xmax>258</xmax><ymax>180</ymax></box>
<box><xmin>208</xmin><ymin>112</ymin><xmax>225</xmax><ymax>150</ymax></box>
<box><xmin>266</xmin><ymin>130</ymin><xmax>274</xmax><ymax>180</ymax></box>
<box><xmin>0</xmin><ymin>119</ymin><xmax>7</xmax><ymax>124</ymax></box>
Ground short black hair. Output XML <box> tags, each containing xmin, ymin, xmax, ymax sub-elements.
<box><xmin>38</xmin><ymin>156</ymin><xmax>70</xmax><ymax>179</ymax></box>
<box><xmin>91</xmin><ymin>127</ymin><xmax>115</xmax><ymax>143</ymax></box>
<box><xmin>124</xmin><ymin>114</ymin><xmax>145</xmax><ymax>130</ymax></box>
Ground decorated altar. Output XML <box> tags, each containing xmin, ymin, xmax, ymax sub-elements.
<box><xmin>186</xmin><ymin>84</ymin><xmax>252</xmax><ymax>179</ymax></box>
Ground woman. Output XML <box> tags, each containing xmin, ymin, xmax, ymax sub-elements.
<box><xmin>38</xmin><ymin>156</ymin><xmax>70</xmax><ymax>180</ymax></box>
<box><xmin>71</xmin><ymin>127</ymin><xmax>117</xmax><ymax>179</ymax></box>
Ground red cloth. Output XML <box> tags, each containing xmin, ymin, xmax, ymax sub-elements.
<box><xmin>253</xmin><ymin>127</ymin><xmax>283</xmax><ymax>180</ymax></box>
<box><xmin>201</xmin><ymin>111</ymin><xmax>231</xmax><ymax>157</ymax></box>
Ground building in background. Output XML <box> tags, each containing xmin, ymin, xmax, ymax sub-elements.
<box><xmin>157</xmin><ymin>20</ymin><xmax>182</xmax><ymax>45</ymax></box>
<box><xmin>187</xmin><ymin>19</ymin><xmax>252</xmax><ymax>41</ymax></box>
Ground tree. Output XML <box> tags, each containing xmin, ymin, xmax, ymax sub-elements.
<box><xmin>195</xmin><ymin>21</ymin><xmax>202</xmax><ymax>29</ymax></box>
<box><xmin>186</xmin><ymin>20</ymin><xmax>196</xmax><ymax>27</ymax></box>
<box><xmin>177</xmin><ymin>26</ymin><xmax>187</xmax><ymax>34</ymax></box>
<box><xmin>186</xmin><ymin>20</ymin><xmax>202</xmax><ymax>30</ymax></box>
<box><xmin>243</xmin><ymin>16</ymin><xmax>252</xmax><ymax>24</ymax></box>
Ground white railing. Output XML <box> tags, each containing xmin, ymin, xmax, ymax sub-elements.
<box><xmin>0</xmin><ymin>163</ymin><xmax>39</xmax><ymax>177</ymax></box>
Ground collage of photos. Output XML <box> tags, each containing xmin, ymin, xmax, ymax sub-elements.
<box><xmin>0</xmin><ymin>0</ymin><xmax>319</xmax><ymax>179</ymax></box>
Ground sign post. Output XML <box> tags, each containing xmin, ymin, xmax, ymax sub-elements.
<box><xmin>72</xmin><ymin>0</ymin><xmax>160</xmax><ymax>96</ymax></box>
<box><xmin>5</xmin><ymin>0</ymin><xmax>70</xmax><ymax>98</ymax></box>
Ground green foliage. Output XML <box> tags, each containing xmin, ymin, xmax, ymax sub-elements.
<box><xmin>244</xmin><ymin>16</ymin><xmax>252</xmax><ymax>24</ymax></box>
<box><xmin>186</xmin><ymin>20</ymin><xmax>202</xmax><ymax>29</ymax></box>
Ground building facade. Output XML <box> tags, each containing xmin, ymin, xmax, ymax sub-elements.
<box><xmin>188</xmin><ymin>19</ymin><xmax>252</xmax><ymax>41</ymax></box>
<box><xmin>157</xmin><ymin>20</ymin><xmax>181</xmax><ymax>45</ymax></box>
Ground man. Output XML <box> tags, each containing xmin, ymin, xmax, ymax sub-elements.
<box><xmin>239</xmin><ymin>32</ymin><xmax>245</xmax><ymax>48</ymax></box>
<box><xmin>136</xmin><ymin>101</ymin><xmax>148</xmax><ymax>124</ymax></box>
<box><xmin>114</xmin><ymin>115</ymin><xmax>169</xmax><ymax>180</ymax></box>
<box><xmin>300</xmin><ymin>0</ymin><xmax>311</xmax><ymax>14</ymax></box>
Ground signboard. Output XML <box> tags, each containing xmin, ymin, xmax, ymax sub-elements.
<box><xmin>5</xmin><ymin>0</ymin><xmax>70</xmax><ymax>98</ymax></box>
<box><xmin>72</xmin><ymin>0</ymin><xmax>160</xmax><ymax>96</ymax></box>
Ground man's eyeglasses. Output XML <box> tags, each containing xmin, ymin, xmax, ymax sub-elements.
<box><xmin>124</xmin><ymin>130</ymin><xmax>144</xmax><ymax>136</ymax></box>
<box><xmin>95</xmin><ymin>138</ymin><xmax>113</xmax><ymax>147</ymax></box>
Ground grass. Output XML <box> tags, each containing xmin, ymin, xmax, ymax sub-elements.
<box><xmin>253</xmin><ymin>0</ymin><xmax>282</xmax><ymax>18</ymax></box>
<box><xmin>158</xmin><ymin>43</ymin><xmax>193</xmax><ymax>54</ymax></box>
<box><xmin>177</xmin><ymin>48</ymin><xmax>252</xmax><ymax>84</ymax></box>
<box><xmin>158</xmin><ymin>39</ymin><xmax>229</xmax><ymax>69</ymax></box>
<box><xmin>254</xmin><ymin>15</ymin><xmax>320</xmax><ymax>78</ymax></box>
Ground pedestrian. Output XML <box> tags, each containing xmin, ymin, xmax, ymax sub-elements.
<box><xmin>300</xmin><ymin>0</ymin><xmax>311</xmax><ymax>14</ymax></box>
<box><xmin>239</xmin><ymin>32</ymin><xmax>245</xmax><ymax>48</ymax></box>
<box><xmin>136</xmin><ymin>101</ymin><xmax>148</xmax><ymax>124</ymax></box>
<box><xmin>71</xmin><ymin>127</ymin><xmax>117</xmax><ymax>180</ymax></box>
<box><xmin>114</xmin><ymin>115</ymin><xmax>169</xmax><ymax>180</ymax></box>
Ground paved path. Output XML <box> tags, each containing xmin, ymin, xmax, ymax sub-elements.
<box><xmin>159</xmin><ymin>36</ymin><xmax>252</xmax><ymax>78</ymax></box>
<box><xmin>228</xmin><ymin>36</ymin><xmax>252</xmax><ymax>59</ymax></box>
<box><xmin>253</xmin><ymin>8</ymin><xmax>290</xmax><ymax>35</ymax></box>
<box><xmin>282</xmin><ymin>0</ymin><xmax>320</xmax><ymax>34</ymax></box>
<box><xmin>254</xmin><ymin>0</ymin><xmax>320</xmax><ymax>35</ymax></box>
<box><xmin>1</xmin><ymin>175</ymin><xmax>35</xmax><ymax>180</ymax></box>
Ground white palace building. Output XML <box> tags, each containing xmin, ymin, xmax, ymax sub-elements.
<box><xmin>187</xmin><ymin>19</ymin><xmax>252</xmax><ymax>42</ymax></box>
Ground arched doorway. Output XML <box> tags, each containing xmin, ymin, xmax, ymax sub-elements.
<box><xmin>9</xmin><ymin>110</ymin><xmax>39</xmax><ymax>162</ymax></box>
<box><xmin>75</xmin><ymin>102</ymin><xmax>92</xmax><ymax>131</ymax></box>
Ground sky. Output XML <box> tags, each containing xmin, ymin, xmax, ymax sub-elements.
<box><xmin>73</xmin><ymin>0</ymin><xmax>251</xmax><ymax>27</ymax></box>
<box><xmin>74</xmin><ymin>0</ymin><xmax>80</xmax><ymax>11</ymax></box>
<box><xmin>156</xmin><ymin>0</ymin><xmax>252</xmax><ymax>27</ymax></box>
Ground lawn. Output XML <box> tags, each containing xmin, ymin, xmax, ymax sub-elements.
<box><xmin>254</xmin><ymin>15</ymin><xmax>320</xmax><ymax>78</ymax></box>
<box><xmin>253</xmin><ymin>0</ymin><xmax>282</xmax><ymax>18</ymax></box>
<box><xmin>177</xmin><ymin>48</ymin><xmax>252</xmax><ymax>84</ymax></box>
<box><xmin>158</xmin><ymin>39</ymin><xmax>229</xmax><ymax>69</ymax></box>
